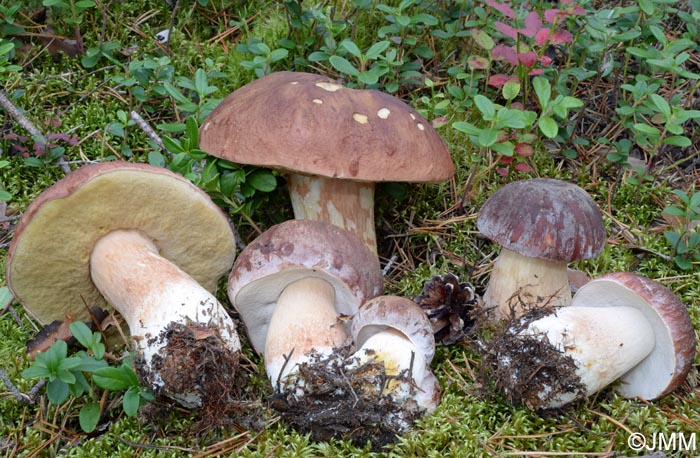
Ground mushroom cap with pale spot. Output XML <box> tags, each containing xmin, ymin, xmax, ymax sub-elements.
<box><xmin>351</xmin><ymin>295</ymin><xmax>436</xmax><ymax>365</ymax></box>
<box><xmin>571</xmin><ymin>272</ymin><xmax>695</xmax><ymax>400</ymax></box>
<box><xmin>199</xmin><ymin>71</ymin><xmax>454</xmax><ymax>182</ymax></box>
<box><xmin>6</xmin><ymin>161</ymin><xmax>237</xmax><ymax>326</ymax></box>
<box><xmin>477</xmin><ymin>178</ymin><xmax>606</xmax><ymax>262</ymax></box>
<box><xmin>228</xmin><ymin>220</ymin><xmax>383</xmax><ymax>353</ymax></box>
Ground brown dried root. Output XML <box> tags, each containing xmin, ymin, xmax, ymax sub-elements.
<box><xmin>476</xmin><ymin>291</ymin><xmax>586</xmax><ymax>411</ymax></box>
<box><xmin>269</xmin><ymin>345</ymin><xmax>426</xmax><ymax>450</ymax></box>
<box><xmin>137</xmin><ymin>321</ymin><xmax>253</xmax><ymax>433</ymax></box>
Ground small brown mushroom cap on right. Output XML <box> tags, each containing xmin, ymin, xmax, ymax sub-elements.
<box><xmin>477</xmin><ymin>178</ymin><xmax>606</xmax><ymax>319</ymax></box>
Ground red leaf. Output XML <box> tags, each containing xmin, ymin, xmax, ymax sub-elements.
<box><xmin>515</xmin><ymin>163</ymin><xmax>533</xmax><ymax>172</ymax></box>
<box><xmin>549</xmin><ymin>29</ymin><xmax>573</xmax><ymax>43</ymax></box>
<box><xmin>521</xmin><ymin>12</ymin><xmax>542</xmax><ymax>38</ymax></box>
<box><xmin>488</xmin><ymin>74</ymin><xmax>519</xmax><ymax>87</ymax></box>
<box><xmin>515</xmin><ymin>143</ymin><xmax>534</xmax><ymax>156</ymax></box>
<box><xmin>499</xmin><ymin>156</ymin><xmax>515</xmax><ymax>164</ymax></box>
<box><xmin>492</xmin><ymin>45</ymin><xmax>519</xmax><ymax>65</ymax></box>
<box><xmin>495</xmin><ymin>21</ymin><xmax>519</xmax><ymax>39</ymax></box>
<box><xmin>496</xmin><ymin>167</ymin><xmax>510</xmax><ymax>176</ymax></box>
<box><xmin>544</xmin><ymin>9</ymin><xmax>561</xmax><ymax>24</ymax></box>
<box><xmin>518</xmin><ymin>51</ymin><xmax>538</xmax><ymax>67</ymax></box>
<box><xmin>539</xmin><ymin>55</ymin><xmax>553</xmax><ymax>66</ymax></box>
<box><xmin>535</xmin><ymin>28</ymin><xmax>551</xmax><ymax>46</ymax></box>
<box><xmin>528</xmin><ymin>68</ymin><xmax>545</xmax><ymax>76</ymax></box>
<box><xmin>483</xmin><ymin>0</ymin><xmax>515</xmax><ymax>18</ymax></box>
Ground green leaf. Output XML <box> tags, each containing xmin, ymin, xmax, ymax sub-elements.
<box><xmin>664</xmin><ymin>206</ymin><xmax>686</xmax><ymax>217</ymax></box>
<box><xmin>502</xmin><ymin>81</ymin><xmax>520</xmax><ymax>101</ymax></box>
<box><xmin>538</xmin><ymin>116</ymin><xmax>559</xmax><ymax>138</ymax></box>
<box><xmin>79</xmin><ymin>403</ymin><xmax>101</xmax><ymax>433</ymax></box>
<box><xmin>0</xmin><ymin>190</ymin><xmax>10</xmax><ymax>202</ymax></box>
<box><xmin>532</xmin><ymin>77</ymin><xmax>551</xmax><ymax>110</ymax></box>
<box><xmin>663</xmin><ymin>136</ymin><xmax>692</xmax><ymax>147</ymax></box>
<box><xmin>185</xmin><ymin>116</ymin><xmax>200</xmax><ymax>149</ymax></box>
<box><xmin>162</xmin><ymin>136</ymin><xmax>185</xmax><ymax>155</ymax></box>
<box><xmin>648</xmin><ymin>94</ymin><xmax>671</xmax><ymax>119</ymax></box>
<box><xmin>69</xmin><ymin>322</ymin><xmax>94</xmax><ymax>349</ymax></box>
<box><xmin>92</xmin><ymin>366</ymin><xmax>133</xmax><ymax>391</ymax></box>
<box><xmin>22</xmin><ymin>361</ymin><xmax>50</xmax><ymax>379</ymax></box>
<box><xmin>329</xmin><ymin>56</ymin><xmax>360</xmax><ymax>77</ymax></box>
<box><xmin>247</xmin><ymin>170</ymin><xmax>277</xmax><ymax>192</ymax></box>
<box><xmin>340</xmin><ymin>39</ymin><xmax>362</xmax><ymax>59</ymax></box>
<box><xmin>477</xmin><ymin>128</ymin><xmax>498</xmax><ymax>147</ymax></box>
<box><xmin>632</xmin><ymin>123</ymin><xmax>660</xmax><ymax>136</ymax></box>
<box><xmin>365</xmin><ymin>41</ymin><xmax>390</xmax><ymax>61</ymax></box>
<box><xmin>47</xmin><ymin>379</ymin><xmax>69</xmax><ymax>404</ymax></box>
<box><xmin>452</xmin><ymin>121</ymin><xmax>481</xmax><ymax>135</ymax></box>
<box><xmin>123</xmin><ymin>387</ymin><xmax>141</xmax><ymax>416</ymax></box>
<box><xmin>473</xmin><ymin>95</ymin><xmax>496</xmax><ymax>120</ymax></box>
<box><xmin>637</xmin><ymin>0</ymin><xmax>655</xmax><ymax>15</ymax></box>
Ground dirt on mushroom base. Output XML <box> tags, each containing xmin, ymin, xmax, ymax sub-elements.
<box><xmin>137</xmin><ymin>321</ymin><xmax>254</xmax><ymax>433</ymax></box>
<box><xmin>269</xmin><ymin>345</ymin><xmax>426</xmax><ymax>450</ymax></box>
<box><xmin>477</xmin><ymin>298</ymin><xmax>587</xmax><ymax>410</ymax></box>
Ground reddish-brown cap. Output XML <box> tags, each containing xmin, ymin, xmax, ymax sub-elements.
<box><xmin>351</xmin><ymin>295</ymin><xmax>436</xmax><ymax>365</ymax></box>
<box><xmin>199</xmin><ymin>71</ymin><xmax>454</xmax><ymax>182</ymax></box>
<box><xmin>477</xmin><ymin>178</ymin><xmax>606</xmax><ymax>262</ymax></box>
<box><xmin>6</xmin><ymin>161</ymin><xmax>237</xmax><ymax>326</ymax></box>
<box><xmin>571</xmin><ymin>272</ymin><xmax>696</xmax><ymax>400</ymax></box>
<box><xmin>228</xmin><ymin>220</ymin><xmax>383</xmax><ymax>353</ymax></box>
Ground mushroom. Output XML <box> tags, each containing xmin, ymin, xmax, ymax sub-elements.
<box><xmin>227</xmin><ymin>219</ymin><xmax>383</xmax><ymax>388</ymax></box>
<box><xmin>349</xmin><ymin>295</ymin><xmax>440</xmax><ymax>415</ymax></box>
<box><xmin>476</xmin><ymin>178</ymin><xmax>606</xmax><ymax>320</ymax></box>
<box><xmin>199</xmin><ymin>71</ymin><xmax>455</xmax><ymax>254</ymax></box>
<box><xmin>6</xmin><ymin>162</ymin><xmax>241</xmax><ymax>407</ymax></box>
<box><xmin>489</xmin><ymin>272</ymin><xmax>696</xmax><ymax>409</ymax></box>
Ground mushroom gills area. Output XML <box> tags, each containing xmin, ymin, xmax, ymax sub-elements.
<box><xmin>89</xmin><ymin>229</ymin><xmax>241</xmax><ymax>406</ymax></box>
<box><xmin>483</xmin><ymin>248</ymin><xmax>572</xmax><ymax>320</ymax></box>
<box><xmin>264</xmin><ymin>276</ymin><xmax>347</xmax><ymax>388</ymax></box>
<box><xmin>525</xmin><ymin>305</ymin><xmax>655</xmax><ymax>408</ymax></box>
<box><xmin>288</xmin><ymin>174</ymin><xmax>377</xmax><ymax>254</ymax></box>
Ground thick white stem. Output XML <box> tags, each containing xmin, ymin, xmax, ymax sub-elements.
<box><xmin>526</xmin><ymin>305</ymin><xmax>655</xmax><ymax>407</ymax></box>
<box><xmin>288</xmin><ymin>174</ymin><xmax>377</xmax><ymax>255</ymax></box>
<box><xmin>265</xmin><ymin>276</ymin><xmax>347</xmax><ymax>387</ymax></box>
<box><xmin>89</xmin><ymin>230</ymin><xmax>240</xmax><ymax>375</ymax></box>
<box><xmin>483</xmin><ymin>248</ymin><xmax>571</xmax><ymax>320</ymax></box>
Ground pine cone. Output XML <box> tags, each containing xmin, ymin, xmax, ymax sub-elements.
<box><xmin>415</xmin><ymin>273</ymin><xmax>479</xmax><ymax>345</ymax></box>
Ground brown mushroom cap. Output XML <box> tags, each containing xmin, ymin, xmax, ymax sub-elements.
<box><xmin>6</xmin><ymin>161</ymin><xmax>237</xmax><ymax>326</ymax></box>
<box><xmin>477</xmin><ymin>178</ymin><xmax>606</xmax><ymax>262</ymax></box>
<box><xmin>351</xmin><ymin>295</ymin><xmax>436</xmax><ymax>365</ymax></box>
<box><xmin>228</xmin><ymin>220</ymin><xmax>383</xmax><ymax>353</ymax></box>
<box><xmin>571</xmin><ymin>272</ymin><xmax>696</xmax><ymax>400</ymax></box>
<box><xmin>199</xmin><ymin>71</ymin><xmax>454</xmax><ymax>182</ymax></box>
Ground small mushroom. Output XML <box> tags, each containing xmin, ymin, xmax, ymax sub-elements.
<box><xmin>477</xmin><ymin>178</ymin><xmax>606</xmax><ymax>320</ymax></box>
<box><xmin>488</xmin><ymin>272</ymin><xmax>696</xmax><ymax>409</ymax></box>
<box><xmin>6</xmin><ymin>162</ymin><xmax>241</xmax><ymax>407</ymax></box>
<box><xmin>200</xmin><ymin>71</ymin><xmax>455</xmax><ymax>254</ymax></box>
<box><xmin>349</xmin><ymin>295</ymin><xmax>441</xmax><ymax>415</ymax></box>
<box><xmin>227</xmin><ymin>219</ymin><xmax>383</xmax><ymax>388</ymax></box>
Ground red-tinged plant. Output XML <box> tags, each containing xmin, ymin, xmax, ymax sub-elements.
<box><xmin>474</xmin><ymin>0</ymin><xmax>585</xmax><ymax>95</ymax></box>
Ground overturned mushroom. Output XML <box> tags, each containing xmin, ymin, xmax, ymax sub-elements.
<box><xmin>6</xmin><ymin>162</ymin><xmax>241</xmax><ymax>408</ymax></box>
<box><xmin>477</xmin><ymin>178</ymin><xmax>606</xmax><ymax>320</ymax></box>
<box><xmin>485</xmin><ymin>272</ymin><xmax>696</xmax><ymax>410</ymax></box>
<box><xmin>227</xmin><ymin>219</ymin><xmax>383</xmax><ymax>388</ymax></box>
<box><xmin>200</xmin><ymin>71</ymin><xmax>454</xmax><ymax>254</ymax></box>
<box><xmin>350</xmin><ymin>296</ymin><xmax>441</xmax><ymax>417</ymax></box>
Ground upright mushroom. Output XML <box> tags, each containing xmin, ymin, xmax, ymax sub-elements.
<box><xmin>199</xmin><ymin>71</ymin><xmax>455</xmax><ymax>254</ymax></box>
<box><xmin>6</xmin><ymin>162</ymin><xmax>241</xmax><ymax>408</ymax></box>
<box><xmin>227</xmin><ymin>219</ymin><xmax>383</xmax><ymax>388</ymax></box>
<box><xmin>477</xmin><ymin>178</ymin><xmax>606</xmax><ymax>319</ymax></box>
<box><xmin>486</xmin><ymin>272</ymin><xmax>696</xmax><ymax>409</ymax></box>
